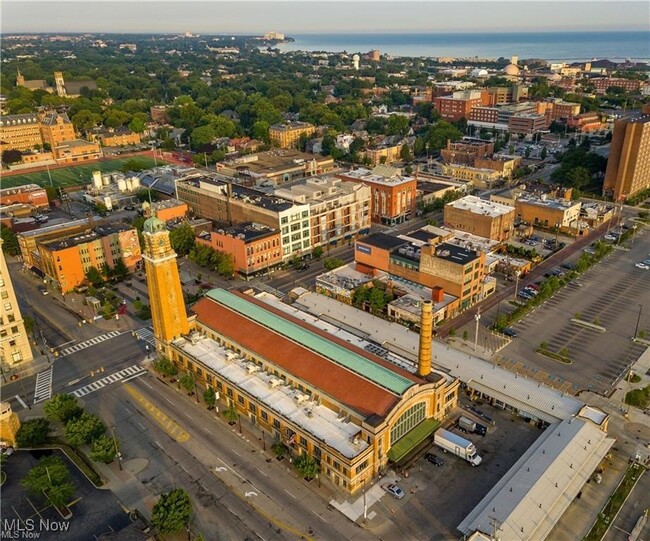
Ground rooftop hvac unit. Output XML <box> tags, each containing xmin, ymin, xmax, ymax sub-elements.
<box><xmin>269</xmin><ymin>377</ymin><xmax>282</xmax><ymax>388</ymax></box>
<box><xmin>246</xmin><ymin>364</ymin><xmax>259</xmax><ymax>374</ymax></box>
<box><xmin>294</xmin><ymin>393</ymin><xmax>309</xmax><ymax>404</ymax></box>
<box><xmin>225</xmin><ymin>351</ymin><xmax>237</xmax><ymax>362</ymax></box>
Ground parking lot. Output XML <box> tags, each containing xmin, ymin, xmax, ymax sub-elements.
<box><xmin>497</xmin><ymin>228</ymin><xmax>650</xmax><ymax>396</ymax></box>
<box><xmin>374</xmin><ymin>403</ymin><xmax>543</xmax><ymax>540</ymax></box>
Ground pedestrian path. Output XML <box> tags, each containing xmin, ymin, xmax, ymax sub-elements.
<box><xmin>134</xmin><ymin>327</ymin><xmax>156</xmax><ymax>349</ymax></box>
<box><xmin>33</xmin><ymin>367</ymin><xmax>53</xmax><ymax>404</ymax></box>
<box><xmin>58</xmin><ymin>330</ymin><xmax>123</xmax><ymax>356</ymax></box>
<box><xmin>71</xmin><ymin>364</ymin><xmax>146</xmax><ymax>398</ymax></box>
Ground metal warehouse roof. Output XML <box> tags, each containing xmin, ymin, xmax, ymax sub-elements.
<box><xmin>458</xmin><ymin>415</ymin><xmax>615</xmax><ymax>541</ymax></box>
<box><xmin>206</xmin><ymin>289</ymin><xmax>416</xmax><ymax>395</ymax></box>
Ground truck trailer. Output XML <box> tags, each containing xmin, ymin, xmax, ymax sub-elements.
<box><xmin>433</xmin><ymin>428</ymin><xmax>482</xmax><ymax>466</ymax></box>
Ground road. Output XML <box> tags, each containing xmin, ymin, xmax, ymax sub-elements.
<box><xmin>81</xmin><ymin>371</ymin><xmax>377</xmax><ymax>541</ymax></box>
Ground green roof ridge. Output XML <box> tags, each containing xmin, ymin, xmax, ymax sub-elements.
<box><xmin>206</xmin><ymin>289</ymin><xmax>415</xmax><ymax>395</ymax></box>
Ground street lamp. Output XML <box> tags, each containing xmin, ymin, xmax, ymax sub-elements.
<box><xmin>633</xmin><ymin>304</ymin><xmax>643</xmax><ymax>340</ymax></box>
<box><xmin>474</xmin><ymin>308</ymin><xmax>481</xmax><ymax>352</ymax></box>
<box><xmin>110</xmin><ymin>426</ymin><xmax>122</xmax><ymax>471</ymax></box>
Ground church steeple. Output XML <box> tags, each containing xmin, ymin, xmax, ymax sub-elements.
<box><xmin>16</xmin><ymin>68</ymin><xmax>25</xmax><ymax>86</ymax></box>
<box><xmin>142</xmin><ymin>216</ymin><xmax>189</xmax><ymax>353</ymax></box>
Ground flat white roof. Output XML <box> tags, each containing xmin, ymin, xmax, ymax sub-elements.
<box><xmin>458</xmin><ymin>416</ymin><xmax>614</xmax><ymax>541</ymax></box>
<box><xmin>291</xmin><ymin>291</ymin><xmax>584</xmax><ymax>423</ymax></box>
<box><xmin>179</xmin><ymin>336</ymin><xmax>369</xmax><ymax>459</ymax></box>
<box><xmin>447</xmin><ymin>195</ymin><xmax>514</xmax><ymax>217</ymax></box>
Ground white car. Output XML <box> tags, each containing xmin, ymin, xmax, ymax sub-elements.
<box><xmin>635</xmin><ymin>263</ymin><xmax>649</xmax><ymax>270</ymax></box>
<box><xmin>383</xmin><ymin>483</ymin><xmax>405</xmax><ymax>499</ymax></box>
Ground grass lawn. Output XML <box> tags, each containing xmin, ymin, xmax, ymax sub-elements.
<box><xmin>1</xmin><ymin>156</ymin><xmax>160</xmax><ymax>190</ymax></box>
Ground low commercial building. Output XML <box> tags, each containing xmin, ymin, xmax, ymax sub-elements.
<box><xmin>274</xmin><ymin>177</ymin><xmax>371</xmax><ymax>249</ymax></box>
<box><xmin>176</xmin><ymin>178</ymin><xmax>311</xmax><ymax>260</ymax></box>
<box><xmin>439</xmin><ymin>164</ymin><xmax>502</xmax><ymax>188</ymax></box>
<box><xmin>36</xmin><ymin>223</ymin><xmax>141</xmax><ymax>292</ymax></box>
<box><xmin>440</xmin><ymin>138</ymin><xmax>494</xmax><ymax>166</ymax></box>
<box><xmin>197</xmin><ymin>222</ymin><xmax>282</xmax><ymax>277</ymax></box>
<box><xmin>567</xmin><ymin>112</ymin><xmax>604</xmax><ymax>132</ymax></box>
<box><xmin>337</xmin><ymin>167</ymin><xmax>417</xmax><ymax>226</ymax></box>
<box><xmin>444</xmin><ymin>196</ymin><xmax>515</xmax><ymax>241</ymax></box>
<box><xmin>474</xmin><ymin>155</ymin><xmax>522</xmax><ymax>179</ymax></box>
<box><xmin>269</xmin><ymin>122</ymin><xmax>315</xmax><ymax>148</ymax></box>
<box><xmin>0</xmin><ymin>184</ymin><xmax>49</xmax><ymax>209</ymax></box>
<box><xmin>148</xmin><ymin>199</ymin><xmax>188</xmax><ymax>222</ymax></box>
<box><xmin>514</xmin><ymin>196</ymin><xmax>581</xmax><ymax>229</ymax></box>
<box><xmin>217</xmin><ymin>149</ymin><xmax>334</xmax><ymax>187</ymax></box>
<box><xmin>508</xmin><ymin>113</ymin><xmax>547</xmax><ymax>135</ymax></box>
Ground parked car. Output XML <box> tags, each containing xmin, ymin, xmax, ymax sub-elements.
<box><xmin>503</xmin><ymin>327</ymin><xmax>518</xmax><ymax>338</ymax></box>
<box><xmin>635</xmin><ymin>262</ymin><xmax>649</xmax><ymax>270</ymax></box>
<box><xmin>604</xmin><ymin>234</ymin><xmax>617</xmax><ymax>242</ymax></box>
<box><xmin>384</xmin><ymin>484</ymin><xmax>405</xmax><ymax>499</ymax></box>
<box><xmin>425</xmin><ymin>453</ymin><xmax>444</xmax><ymax>467</ymax></box>
<box><xmin>38</xmin><ymin>286</ymin><xmax>49</xmax><ymax>296</ymax></box>
<box><xmin>296</xmin><ymin>263</ymin><xmax>310</xmax><ymax>271</ymax></box>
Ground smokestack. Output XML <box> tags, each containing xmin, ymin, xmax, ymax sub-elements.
<box><xmin>418</xmin><ymin>300</ymin><xmax>433</xmax><ymax>377</ymax></box>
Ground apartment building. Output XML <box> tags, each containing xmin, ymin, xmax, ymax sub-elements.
<box><xmin>197</xmin><ymin>223</ymin><xmax>282</xmax><ymax>277</ymax></box>
<box><xmin>37</xmin><ymin>224</ymin><xmax>141</xmax><ymax>292</ymax></box>
<box><xmin>336</xmin><ymin>168</ymin><xmax>417</xmax><ymax>226</ymax></box>
<box><xmin>440</xmin><ymin>138</ymin><xmax>494</xmax><ymax>166</ymax></box>
<box><xmin>592</xmin><ymin>78</ymin><xmax>643</xmax><ymax>95</ymax></box>
<box><xmin>269</xmin><ymin>122</ymin><xmax>315</xmax><ymax>148</ymax></box>
<box><xmin>39</xmin><ymin>112</ymin><xmax>102</xmax><ymax>163</ymax></box>
<box><xmin>176</xmin><ymin>178</ymin><xmax>311</xmax><ymax>259</ymax></box>
<box><xmin>485</xmin><ymin>85</ymin><xmax>529</xmax><ymax>105</ymax></box>
<box><xmin>274</xmin><ymin>177</ymin><xmax>371</xmax><ymax>248</ymax></box>
<box><xmin>0</xmin><ymin>240</ymin><xmax>33</xmax><ymax>369</ymax></box>
<box><xmin>364</xmin><ymin>144</ymin><xmax>402</xmax><ymax>166</ymax></box>
<box><xmin>444</xmin><ymin>195</ymin><xmax>515</xmax><ymax>241</ymax></box>
<box><xmin>508</xmin><ymin>114</ymin><xmax>548</xmax><ymax>135</ymax></box>
<box><xmin>434</xmin><ymin>90</ymin><xmax>488</xmax><ymax>121</ymax></box>
<box><xmin>439</xmin><ymin>164</ymin><xmax>502</xmax><ymax>188</ymax></box>
<box><xmin>96</xmin><ymin>128</ymin><xmax>142</xmax><ymax>147</ymax></box>
<box><xmin>603</xmin><ymin>115</ymin><xmax>650</xmax><ymax>200</ymax></box>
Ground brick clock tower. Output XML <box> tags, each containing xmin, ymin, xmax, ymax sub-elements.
<box><xmin>142</xmin><ymin>216</ymin><xmax>189</xmax><ymax>353</ymax></box>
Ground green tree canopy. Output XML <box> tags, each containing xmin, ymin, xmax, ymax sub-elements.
<box><xmin>44</xmin><ymin>394</ymin><xmax>83</xmax><ymax>424</ymax></box>
<box><xmin>90</xmin><ymin>435</ymin><xmax>118</xmax><ymax>464</ymax></box>
<box><xmin>85</xmin><ymin>266</ymin><xmax>104</xmax><ymax>287</ymax></box>
<box><xmin>294</xmin><ymin>453</ymin><xmax>320</xmax><ymax>480</ymax></box>
<box><xmin>64</xmin><ymin>413</ymin><xmax>106</xmax><ymax>447</ymax></box>
<box><xmin>1</xmin><ymin>225</ymin><xmax>20</xmax><ymax>256</ymax></box>
<box><xmin>22</xmin><ymin>455</ymin><xmax>75</xmax><ymax>508</ymax></box>
<box><xmin>16</xmin><ymin>418</ymin><xmax>51</xmax><ymax>447</ymax></box>
<box><xmin>170</xmin><ymin>223</ymin><xmax>196</xmax><ymax>256</ymax></box>
<box><xmin>151</xmin><ymin>488</ymin><xmax>193</xmax><ymax>533</ymax></box>
<box><xmin>203</xmin><ymin>387</ymin><xmax>216</xmax><ymax>409</ymax></box>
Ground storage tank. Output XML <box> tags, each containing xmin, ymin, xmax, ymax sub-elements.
<box><xmin>104</xmin><ymin>196</ymin><xmax>113</xmax><ymax>211</ymax></box>
<box><xmin>129</xmin><ymin>176</ymin><xmax>140</xmax><ymax>190</ymax></box>
<box><xmin>102</xmin><ymin>173</ymin><xmax>111</xmax><ymax>186</ymax></box>
<box><xmin>125</xmin><ymin>178</ymin><xmax>133</xmax><ymax>191</ymax></box>
<box><xmin>92</xmin><ymin>171</ymin><xmax>103</xmax><ymax>190</ymax></box>
<box><xmin>117</xmin><ymin>178</ymin><xmax>127</xmax><ymax>192</ymax></box>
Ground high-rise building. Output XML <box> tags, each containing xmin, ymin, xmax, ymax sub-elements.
<box><xmin>0</xmin><ymin>239</ymin><xmax>34</xmax><ymax>370</ymax></box>
<box><xmin>142</xmin><ymin>215</ymin><xmax>189</xmax><ymax>354</ymax></box>
<box><xmin>603</xmin><ymin>115</ymin><xmax>650</xmax><ymax>200</ymax></box>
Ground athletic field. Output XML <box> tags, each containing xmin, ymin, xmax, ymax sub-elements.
<box><xmin>1</xmin><ymin>156</ymin><xmax>161</xmax><ymax>190</ymax></box>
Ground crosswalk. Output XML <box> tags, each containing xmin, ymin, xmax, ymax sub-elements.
<box><xmin>33</xmin><ymin>367</ymin><xmax>53</xmax><ymax>404</ymax></box>
<box><xmin>134</xmin><ymin>327</ymin><xmax>156</xmax><ymax>349</ymax></box>
<box><xmin>58</xmin><ymin>330</ymin><xmax>123</xmax><ymax>357</ymax></box>
<box><xmin>71</xmin><ymin>364</ymin><xmax>147</xmax><ymax>398</ymax></box>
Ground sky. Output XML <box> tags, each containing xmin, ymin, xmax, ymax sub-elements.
<box><xmin>2</xmin><ymin>1</ymin><xmax>649</xmax><ymax>34</ymax></box>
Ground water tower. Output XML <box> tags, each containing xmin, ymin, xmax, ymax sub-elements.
<box><xmin>352</xmin><ymin>54</ymin><xmax>360</xmax><ymax>71</ymax></box>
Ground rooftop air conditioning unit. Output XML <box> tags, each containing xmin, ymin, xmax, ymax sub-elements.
<box><xmin>225</xmin><ymin>351</ymin><xmax>237</xmax><ymax>362</ymax></box>
<box><xmin>269</xmin><ymin>377</ymin><xmax>282</xmax><ymax>388</ymax></box>
<box><xmin>294</xmin><ymin>393</ymin><xmax>309</xmax><ymax>404</ymax></box>
<box><xmin>246</xmin><ymin>364</ymin><xmax>259</xmax><ymax>374</ymax></box>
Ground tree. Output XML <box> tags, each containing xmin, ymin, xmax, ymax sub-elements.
<box><xmin>2</xmin><ymin>149</ymin><xmax>23</xmax><ymax>164</ymax></box>
<box><xmin>72</xmin><ymin>110</ymin><xmax>103</xmax><ymax>131</ymax></box>
<box><xmin>294</xmin><ymin>453</ymin><xmax>320</xmax><ymax>480</ymax></box>
<box><xmin>151</xmin><ymin>488</ymin><xmax>193</xmax><ymax>534</ymax></box>
<box><xmin>400</xmin><ymin>144</ymin><xmax>412</xmax><ymax>162</ymax></box>
<box><xmin>180</xmin><ymin>372</ymin><xmax>195</xmax><ymax>395</ymax></box>
<box><xmin>566</xmin><ymin>166</ymin><xmax>591</xmax><ymax>189</ymax></box>
<box><xmin>540</xmin><ymin>147</ymin><xmax>548</xmax><ymax>160</ymax></box>
<box><xmin>323</xmin><ymin>257</ymin><xmax>345</xmax><ymax>271</ymax></box>
<box><xmin>16</xmin><ymin>418</ymin><xmax>51</xmax><ymax>447</ymax></box>
<box><xmin>224</xmin><ymin>403</ymin><xmax>239</xmax><ymax>425</ymax></box>
<box><xmin>154</xmin><ymin>357</ymin><xmax>178</xmax><ymax>377</ymax></box>
<box><xmin>23</xmin><ymin>315</ymin><xmax>35</xmax><ymax>337</ymax></box>
<box><xmin>312</xmin><ymin>246</ymin><xmax>324</xmax><ymax>259</ymax></box>
<box><xmin>0</xmin><ymin>226</ymin><xmax>19</xmax><ymax>256</ymax></box>
<box><xmin>128</xmin><ymin>117</ymin><xmax>146</xmax><ymax>134</ymax></box>
<box><xmin>64</xmin><ymin>413</ymin><xmax>106</xmax><ymax>447</ymax></box>
<box><xmin>369</xmin><ymin>286</ymin><xmax>386</xmax><ymax>314</ymax></box>
<box><xmin>251</xmin><ymin>121</ymin><xmax>270</xmax><ymax>142</ymax></box>
<box><xmin>44</xmin><ymin>394</ymin><xmax>83</xmax><ymax>424</ymax></box>
<box><xmin>386</xmin><ymin>115</ymin><xmax>410</xmax><ymax>136</ymax></box>
<box><xmin>203</xmin><ymin>387</ymin><xmax>216</xmax><ymax>409</ymax></box>
<box><xmin>112</xmin><ymin>258</ymin><xmax>129</xmax><ymax>280</ymax></box>
<box><xmin>90</xmin><ymin>435</ymin><xmax>118</xmax><ymax>464</ymax></box>
<box><xmin>170</xmin><ymin>223</ymin><xmax>196</xmax><ymax>256</ymax></box>
<box><xmin>85</xmin><ymin>266</ymin><xmax>104</xmax><ymax>287</ymax></box>
<box><xmin>22</xmin><ymin>455</ymin><xmax>75</xmax><ymax>508</ymax></box>
<box><xmin>190</xmin><ymin>125</ymin><xmax>216</xmax><ymax>150</ymax></box>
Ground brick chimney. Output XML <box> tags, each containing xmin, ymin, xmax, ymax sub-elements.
<box><xmin>417</xmin><ymin>300</ymin><xmax>433</xmax><ymax>377</ymax></box>
<box><xmin>432</xmin><ymin>286</ymin><xmax>444</xmax><ymax>303</ymax></box>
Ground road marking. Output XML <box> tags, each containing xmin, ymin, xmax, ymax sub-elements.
<box><xmin>201</xmin><ymin>427</ymin><xmax>210</xmax><ymax>433</ymax></box>
<box><xmin>71</xmin><ymin>365</ymin><xmax>145</xmax><ymax>398</ymax></box>
<box><xmin>200</xmin><ymin>483</ymin><xmax>208</xmax><ymax>491</ymax></box>
<box><xmin>33</xmin><ymin>367</ymin><xmax>53</xmax><ymax>404</ymax></box>
<box><xmin>284</xmin><ymin>489</ymin><xmax>296</xmax><ymax>499</ymax></box>
<box><xmin>184</xmin><ymin>413</ymin><xmax>193</xmax><ymax>419</ymax></box>
<box><xmin>136</xmin><ymin>422</ymin><xmax>146</xmax><ymax>431</ymax></box>
<box><xmin>124</xmin><ymin>384</ymin><xmax>190</xmax><ymax>443</ymax></box>
<box><xmin>154</xmin><ymin>440</ymin><xmax>163</xmax><ymax>448</ymax></box>
<box><xmin>58</xmin><ymin>330</ymin><xmax>124</xmax><ymax>357</ymax></box>
<box><xmin>231</xmin><ymin>448</ymin><xmax>240</xmax><ymax>456</ymax></box>
<box><xmin>14</xmin><ymin>395</ymin><xmax>28</xmax><ymax>409</ymax></box>
<box><xmin>310</xmin><ymin>510</ymin><xmax>325</xmax><ymax>521</ymax></box>
<box><xmin>180</xmin><ymin>465</ymin><xmax>189</xmax><ymax>473</ymax></box>
<box><xmin>140</xmin><ymin>380</ymin><xmax>152</xmax><ymax>389</ymax></box>
<box><xmin>122</xmin><ymin>372</ymin><xmax>145</xmax><ymax>383</ymax></box>
<box><xmin>165</xmin><ymin>397</ymin><xmax>174</xmax><ymax>405</ymax></box>
<box><xmin>256</xmin><ymin>467</ymin><xmax>268</xmax><ymax>477</ymax></box>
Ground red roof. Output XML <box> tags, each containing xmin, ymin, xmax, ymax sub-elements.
<box><xmin>191</xmin><ymin>293</ymin><xmax>419</xmax><ymax>418</ymax></box>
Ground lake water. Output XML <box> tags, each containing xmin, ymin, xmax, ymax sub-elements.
<box><xmin>276</xmin><ymin>31</ymin><xmax>650</xmax><ymax>62</ymax></box>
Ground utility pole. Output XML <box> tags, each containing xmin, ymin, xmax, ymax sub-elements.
<box><xmin>513</xmin><ymin>272</ymin><xmax>520</xmax><ymax>301</ymax></box>
<box><xmin>633</xmin><ymin>304</ymin><xmax>643</xmax><ymax>340</ymax></box>
<box><xmin>110</xmin><ymin>426</ymin><xmax>122</xmax><ymax>470</ymax></box>
<box><xmin>474</xmin><ymin>308</ymin><xmax>482</xmax><ymax>352</ymax></box>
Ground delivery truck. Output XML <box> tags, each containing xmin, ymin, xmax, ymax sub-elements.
<box><xmin>433</xmin><ymin>428</ymin><xmax>482</xmax><ymax>466</ymax></box>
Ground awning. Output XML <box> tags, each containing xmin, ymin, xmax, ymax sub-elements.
<box><xmin>387</xmin><ymin>418</ymin><xmax>440</xmax><ymax>463</ymax></box>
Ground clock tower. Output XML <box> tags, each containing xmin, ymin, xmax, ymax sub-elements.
<box><xmin>142</xmin><ymin>216</ymin><xmax>189</xmax><ymax>352</ymax></box>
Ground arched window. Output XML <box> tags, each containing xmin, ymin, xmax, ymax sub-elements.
<box><xmin>390</xmin><ymin>402</ymin><xmax>426</xmax><ymax>445</ymax></box>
